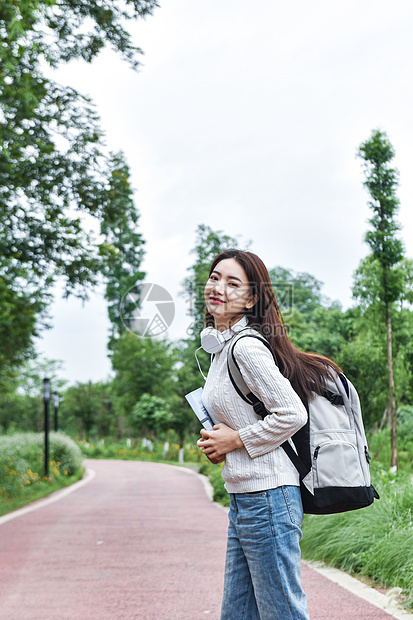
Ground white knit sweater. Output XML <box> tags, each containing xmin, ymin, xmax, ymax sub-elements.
<box><xmin>202</xmin><ymin>318</ymin><xmax>307</xmax><ymax>494</ymax></box>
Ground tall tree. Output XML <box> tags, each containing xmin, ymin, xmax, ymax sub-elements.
<box><xmin>0</xmin><ymin>0</ymin><xmax>155</xmax><ymax>373</ymax></box>
<box><xmin>350</xmin><ymin>256</ymin><xmax>413</xmax><ymax>430</ymax></box>
<box><xmin>357</xmin><ymin>129</ymin><xmax>405</xmax><ymax>468</ymax></box>
<box><xmin>101</xmin><ymin>152</ymin><xmax>146</xmax><ymax>344</ymax></box>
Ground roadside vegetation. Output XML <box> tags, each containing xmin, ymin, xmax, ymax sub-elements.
<box><xmin>0</xmin><ymin>433</ymin><xmax>84</xmax><ymax>517</ymax></box>
<box><xmin>300</xmin><ymin>465</ymin><xmax>413</xmax><ymax>611</ymax></box>
<box><xmin>79</xmin><ymin>434</ymin><xmax>202</xmax><ymax>465</ymax></box>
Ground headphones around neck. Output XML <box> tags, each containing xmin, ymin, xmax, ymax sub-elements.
<box><xmin>194</xmin><ymin>326</ymin><xmax>231</xmax><ymax>380</ymax></box>
<box><xmin>195</xmin><ymin>316</ymin><xmax>249</xmax><ymax>379</ymax></box>
<box><xmin>200</xmin><ymin>326</ymin><xmax>233</xmax><ymax>354</ymax></box>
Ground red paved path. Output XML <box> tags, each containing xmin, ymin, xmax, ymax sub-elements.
<box><xmin>0</xmin><ymin>460</ymin><xmax>399</xmax><ymax>619</ymax></box>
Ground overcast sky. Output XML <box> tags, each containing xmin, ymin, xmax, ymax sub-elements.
<box><xmin>37</xmin><ymin>0</ymin><xmax>413</xmax><ymax>385</ymax></box>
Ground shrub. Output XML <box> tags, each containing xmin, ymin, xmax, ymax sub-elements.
<box><xmin>0</xmin><ymin>432</ymin><xmax>83</xmax><ymax>499</ymax></box>
<box><xmin>48</xmin><ymin>432</ymin><xmax>83</xmax><ymax>476</ymax></box>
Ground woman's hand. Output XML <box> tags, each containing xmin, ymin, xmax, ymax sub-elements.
<box><xmin>197</xmin><ymin>423</ymin><xmax>244</xmax><ymax>462</ymax></box>
<box><xmin>204</xmin><ymin>454</ymin><xmax>226</xmax><ymax>465</ymax></box>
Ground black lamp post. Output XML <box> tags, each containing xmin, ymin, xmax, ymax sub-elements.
<box><xmin>43</xmin><ymin>378</ymin><xmax>51</xmax><ymax>477</ymax></box>
<box><xmin>53</xmin><ymin>392</ymin><xmax>60</xmax><ymax>432</ymax></box>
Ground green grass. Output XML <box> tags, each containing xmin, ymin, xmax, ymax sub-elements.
<box><xmin>300</xmin><ymin>466</ymin><xmax>413</xmax><ymax>610</ymax></box>
<box><xmin>0</xmin><ymin>432</ymin><xmax>84</xmax><ymax>517</ymax></box>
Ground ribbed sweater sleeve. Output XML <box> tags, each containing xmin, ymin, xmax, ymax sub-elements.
<box><xmin>235</xmin><ymin>337</ymin><xmax>307</xmax><ymax>458</ymax></box>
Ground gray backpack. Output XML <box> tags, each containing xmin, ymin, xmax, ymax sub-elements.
<box><xmin>227</xmin><ymin>329</ymin><xmax>379</xmax><ymax>515</ymax></box>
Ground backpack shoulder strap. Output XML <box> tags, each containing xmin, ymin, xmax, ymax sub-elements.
<box><xmin>227</xmin><ymin>329</ymin><xmax>272</xmax><ymax>419</ymax></box>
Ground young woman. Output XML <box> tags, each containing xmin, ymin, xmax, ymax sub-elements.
<box><xmin>197</xmin><ymin>249</ymin><xmax>342</xmax><ymax>620</ymax></box>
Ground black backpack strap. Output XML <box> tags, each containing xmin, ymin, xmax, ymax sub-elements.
<box><xmin>338</xmin><ymin>373</ymin><xmax>349</xmax><ymax>397</ymax></box>
<box><xmin>280</xmin><ymin>440</ymin><xmax>310</xmax><ymax>480</ymax></box>
<box><xmin>227</xmin><ymin>330</ymin><xmax>273</xmax><ymax>419</ymax></box>
<box><xmin>322</xmin><ymin>389</ymin><xmax>344</xmax><ymax>406</ymax></box>
<box><xmin>319</xmin><ymin>373</ymin><xmax>349</xmax><ymax>406</ymax></box>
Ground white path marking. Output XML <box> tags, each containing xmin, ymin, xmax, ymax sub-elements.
<box><xmin>303</xmin><ymin>561</ymin><xmax>413</xmax><ymax>619</ymax></box>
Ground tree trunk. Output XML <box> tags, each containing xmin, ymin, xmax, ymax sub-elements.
<box><xmin>386</xmin><ymin>305</ymin><xmax>397</xmax><ymax>469</ymax></box>
<box><xmin>117</xmin><ymin>415</ymin><xmax>125</xmax><ymax>440</ymax></box>
<box><xmin>379</xmin><ymin>405</ymin><xmax>388</xmax><ymax>431</ymax></box>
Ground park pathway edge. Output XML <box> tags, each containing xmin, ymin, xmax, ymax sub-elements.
<box><xmin>0</xmin><ymin>467</ymin><xmax>96</xmax><ymax>526</ymax></box>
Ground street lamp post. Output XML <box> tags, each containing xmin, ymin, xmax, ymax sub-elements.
<box><xmin>53</xmin><ymin>392</ymin><xmax>60</xmax><ymax>432</ymax></box>
<box><xmin>43</xmin><ymin>378</ymin><xmax>51</xmax><ymax>478</ymax></box>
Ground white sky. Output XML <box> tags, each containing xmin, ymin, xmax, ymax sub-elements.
<box><xmin>37</xmin><ymin>0</ymin><xmax>413</xmax><ymax>385</ymax></box>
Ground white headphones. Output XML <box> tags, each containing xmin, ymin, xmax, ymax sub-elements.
<box><xmin>195</xmin><ymin>316</ymin><xmax>249</xmax><ymax>379</ymax></box>
<box><xmin>200</xmin><ymin>326</ymin><xmax>233</xmax><ymax>354</ymax></box>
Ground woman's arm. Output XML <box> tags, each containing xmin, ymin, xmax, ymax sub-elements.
<box><xmin>234</xmin><ymin>336</ymin><xmax>307</xmax><ymax>458</ymax></box>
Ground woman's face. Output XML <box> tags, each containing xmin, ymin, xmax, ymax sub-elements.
<box><xmin>204</xmin><ymin>258</ymin><xmax>256</xmax><ymax>331</ymax></box>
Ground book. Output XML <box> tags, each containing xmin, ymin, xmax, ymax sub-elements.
<box><xmin>185</xmin><ymin>387</ymin><xmax>215</xmax><ymax>431</ymax></box>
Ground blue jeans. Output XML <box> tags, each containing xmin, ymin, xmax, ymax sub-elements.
<box><xmin>220</xmin><ymin>486</ymin><xmax>309</xmax><ymax>620</ymax></box>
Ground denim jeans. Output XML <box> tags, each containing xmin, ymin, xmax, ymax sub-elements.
<box><xmin>220</xmin><ymin>486</ymin><xmax>309</xmax><ymax>620</ymax></box>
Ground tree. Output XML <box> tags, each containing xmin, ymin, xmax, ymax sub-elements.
<box><xmin>0</xmin><ymin>0</ymin><xmax>155</xmax><ymax>372</ymax></box>
<box><xmin>357</xmin><ymin>129</ymin><xmax>405</xmax><ymax>468</ymax></box>
<box><xmin>268</xmin><ymin>266</ymin><xmax>348</xmax><ymax>360</ymax></box>
<box><xmin>0</xmin><ymin>374</ymin><xmax>21</xmax><ymax>434</ymax></box>
<box><xmin>269</xmin><ymin>266</ymin><xmax>325</xmax><ymax>315</ymax></box>
<box><xmin>350</xmin><ymin>256</ymin><xmax>413</xmax><ymax>430</ymax></box>
<box><xmin>0</xmin><ymin>358</ymin><xmax>67</xmax><ymax>433</ymax></box>
<box><xmin>181</xmin><ymin>224</ymin><xmax>243</xmax><ymax>336</ymax></box>
<box><xmin>336</xmin><ymin>310</ymin><xmax>388</xmax><ymax>429</ymax></box>
<box><xmin>60</xmin><ymin>381</ymin><xmax>114</xmax><ymax>440</ymax></box>
<box><xmin>0</xmin><ymin>278</ymin><xmax>45</xmax><ymax>376</ymax></box>
<box><xmin>101</xmin><ymin>152</ymin><xmax>146</xmax><ymax>344</ymax></box>
<box><xmin>130</xmin><ymin>393</ymin><xmax>174</xmax><ymax>438</ymax></box>
<box><xmin>110</xmin><ymin>332</ymin><xmax>178</xmax><ymax>435</ymax></box>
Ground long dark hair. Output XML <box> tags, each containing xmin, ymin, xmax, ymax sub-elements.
<box><xmin>205</xmin><ymin>249</ymin><xmax>342</xmax><ymax>403</ymax></box>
